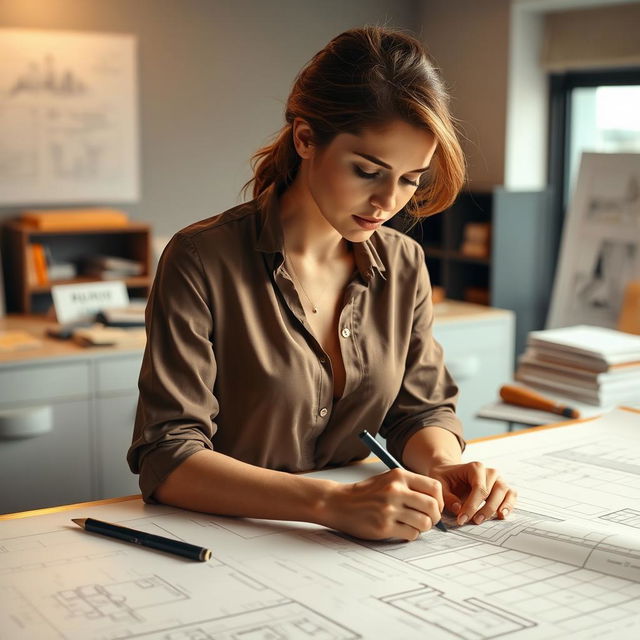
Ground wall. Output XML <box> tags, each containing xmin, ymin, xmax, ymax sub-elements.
<box><xmin>419</xmin><ymin>0</ymin><xmax>511</xmax><ymax>191</ymax></box>
<box><xmin>0</xmin><ymin>0</ymin><xmax>419</xmax><ymax>236</ymax></box>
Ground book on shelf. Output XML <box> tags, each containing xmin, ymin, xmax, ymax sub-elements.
<box><xmin>81</xmin><ymin>255</ymin><xmax>143</xmax><ymax>280</ymax></box>
<box><xmin>460</xmin><ymin>222</ymin><xmax>491</xmax><ymax>258</ymax></box>
<box><xmin>463</xmin><ymin>286</ymin><xmax>490</xmax><ymax>305</ymax></box>
<box><xmin>25</xmin><ymin>244</ymin><xmax>48</xmax><ymax>286</ymax></box>
<box><xmin>47</xmin><ymin>262</ymin><xmax>78</xmax><ymax>281</ymax></box>
<box><xmin>20</xmin><ymin>207</ymin><xmax>129</xmax><ymax>230</ymax></box>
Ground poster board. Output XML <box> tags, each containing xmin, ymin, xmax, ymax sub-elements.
<box><xmin>547</xmin><ymin>152</ymin><xmax>640</xmax><ymax>328</ymax></box>
<box><xmin>0</xmin><ymin>29</ymin><xmax>139</xmax><ymax>204</ymax></box>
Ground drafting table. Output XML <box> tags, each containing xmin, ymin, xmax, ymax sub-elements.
<box><xmin>1</xmin><ymin>408</ymin><xmax>640</xmax><ymax>639</ymax></box>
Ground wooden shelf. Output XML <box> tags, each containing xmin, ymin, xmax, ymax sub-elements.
<box><xmin>29</xmin><ymin>275</ymin><xmax>152</xmax><ymax>294</ymax></box>
<box><xmin>5</xmin><ymin>221</ymin><xmax>150</xmax><ymax>235</ymax></box>
<box><xmin>2</xmin><ymin>220</ymin><xmax>152</xmax><ymax>314</ymax></box>
<box><xmin>388</xmin><ymin>191</ymin><xmax>493</xmax><ymax>304</ymax></box>
<box><xmin>448</xmin><ymin>251</ymin><xmax>491</xmax><ymax>265</ymax></box>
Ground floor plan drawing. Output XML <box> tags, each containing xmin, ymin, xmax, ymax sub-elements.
<box><xmin>1</xmin><ymin>409</ymin><xmax>640</xmax><ymax>639</ymax></box>
<box><xmin>599</xmin><ymin>508</ymin><xmax>640</xmax><ymax>529</ymax></box>
<box><xmin>53</xmin><ymin>576</ymin><xmax>188</xmax><ymax>626</ymax></box>
<box><xmin>380</xmin><ymin>586</ymin><xmax>536</xmax><ymax>640</ymax></box>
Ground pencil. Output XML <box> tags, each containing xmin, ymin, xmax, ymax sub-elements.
<box><xmin>71</xmin><ymin>518</ymin><xmax>212</xmax><ymax>562</ymax></box>
<box><xmin>358</xmin><ymin>430</ymin><xmax>448</xmax><ymax>532</ymax></box>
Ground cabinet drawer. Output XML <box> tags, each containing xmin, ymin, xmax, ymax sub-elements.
<box><xmin>95</xmin><ymin>354</ymin><xmax>143</xmax><ymax>395</ymax></box>
<box><xmin>0</xmin><ymin>361</ymin><xmax>90</xmax><ymax>405</ymax></box>
<box><xmin>0</xmin><ymin>399</ymin><xmax>93</xmax><ymax>514</ymax></box>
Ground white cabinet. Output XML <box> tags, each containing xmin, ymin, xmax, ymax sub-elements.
<box><xmin>0</xmin><ymin>362</ymin><xmax>94</xmax><ymax>513</ymax></box>
<box><xmin>0</xmin><ymin>348</ymin><xmax>144</xmax><ymax>515</ymax></box>
<box><xmin>433</xmin><ymin>302</ymin><xmax>515</xmax><ymax>441</ymax></box>
<box><xmin>94</xmin><ymin>353</ymin><xmax>144</xmax><ymax>499</ymax></box>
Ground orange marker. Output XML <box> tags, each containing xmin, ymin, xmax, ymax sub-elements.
<box><xmin>499</xmin><ymin>384</ymin><xmax>581</xmax><ymax>419</ymax></box>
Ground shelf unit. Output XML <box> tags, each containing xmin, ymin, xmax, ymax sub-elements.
<box><xmin>3</xmin><ymin>221</ymin><xmax>152</xmax><ymax>314</ymax></box>
<box><xmin>389</xmin><ymin>191</ymin><xmax>493</xmax><ymax>304</ymax></box>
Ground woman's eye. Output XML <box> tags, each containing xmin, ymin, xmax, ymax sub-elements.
<box><xmin>353</xmin><ymin>165</ymin><xmax>380</xmax><ymax>180</ymax></box>
<box><xmin>403</xmin><ymin>177</ymin><xmax>420</xmax><ymax>187</ymax></box>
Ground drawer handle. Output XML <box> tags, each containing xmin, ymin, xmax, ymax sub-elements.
<box><xmin>446</xmin><ymin>356</ymin><xmax>481</xmax><ymax>380</ymax></box>
<box><xmin>0</xmin><ymin>406</ymin><xmax>53</xmax><ymax>440</ymax></box>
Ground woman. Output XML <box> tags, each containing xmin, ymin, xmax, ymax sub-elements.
<box><xmin>128</xmin><ymin>26</ymin><xmax>516</xmax><ymax>541</ymax></box>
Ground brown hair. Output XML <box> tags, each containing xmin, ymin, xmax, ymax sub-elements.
<box><xmin>245</xmin><ymin>26</ymin><xmax>465</xmax><ymax>218</ymax></box>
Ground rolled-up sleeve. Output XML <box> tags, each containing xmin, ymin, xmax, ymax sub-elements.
<box><xmin>379</xmin><ymin>254</ymin><xmax>465</xmax><ymax>461</ymax></box>
<box><xmin>127</xmin><ymin>233</ymin><xmax>219</xmax><ymax>502</ymax></box>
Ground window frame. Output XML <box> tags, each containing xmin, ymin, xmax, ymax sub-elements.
<box><xmin>547</xmin><ymin>68</ymin><xmax>640</xmax><ymax>271</ymax></box>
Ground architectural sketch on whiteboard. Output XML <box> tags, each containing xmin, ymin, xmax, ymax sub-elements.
<box><xmin>547</xmin><ymin>153</ymin><xmax>640</xmax><ymax>328</ymax></box>
<box><xmin>0</xmin><ymin>29</ymin><xmax>139</xmax><ymax>204</ymax></box>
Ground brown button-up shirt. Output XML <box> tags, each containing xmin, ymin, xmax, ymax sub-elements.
<box><xmin>127</xmin><ymin>188</ymin><xmax>464</xmax><ymax>501</ymax></box>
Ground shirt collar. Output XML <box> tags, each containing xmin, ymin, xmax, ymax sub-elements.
<box><xmin>255</xmin><ymin>184</ymin><xmax>387</xmax><ymax>282</ymax></box>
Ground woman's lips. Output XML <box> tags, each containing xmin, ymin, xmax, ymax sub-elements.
<box><xmin>353</xmin><ymin>214</ymin><xmax>385</xmax><ymax>230</ymax></box>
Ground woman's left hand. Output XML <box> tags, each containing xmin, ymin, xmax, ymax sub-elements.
<box><xmin>428</xmin><ymin>461</ymin><xmax>517</xmax><ymax>526</ymax></box>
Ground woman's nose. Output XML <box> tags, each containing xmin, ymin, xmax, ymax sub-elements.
<box><xmin>370</xmin><ymin>180</ymin><xmax>397</xmax><ymax>213</ymax></box>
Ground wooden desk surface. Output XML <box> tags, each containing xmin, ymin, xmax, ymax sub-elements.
<box><xmin>0</xmin><ymin>314</ymin><xmax>144</xmax><ymax>365</ymax></box>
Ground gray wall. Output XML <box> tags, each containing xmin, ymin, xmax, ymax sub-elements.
<box><xmin>0</xmin><ymin>0</ymin><xmax>420</xmax><ymax>236</ymax></box>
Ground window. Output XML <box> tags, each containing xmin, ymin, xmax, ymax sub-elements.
<box><xmin>550</xmin><ymin>69</ymin><xmax>640</xmax><ymax>209</ymax></box>
<box><xmin>547</xmin><ymin>69</ymin><xmax>640</xmax><ymax>266</ymax></box>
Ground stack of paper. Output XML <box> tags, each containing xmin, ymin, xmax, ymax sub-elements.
<box><xmin>515</xmin><ymin>325</ymin><xmax>640</xmax><ymax>406</ymax></box>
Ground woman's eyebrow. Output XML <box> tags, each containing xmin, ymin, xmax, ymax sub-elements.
<box><xmin>354</xmin><ymin>152</ymin><xmax>429</xmax><ymax>173</ymax></box>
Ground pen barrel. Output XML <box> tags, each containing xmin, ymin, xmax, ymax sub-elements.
<box><xmin>358</xmin><ymin>430</ymin><xmax>402</xmax><ymax>469</ymax></box>
<box><xmin>84</xmin><ymin>518</ymin><xmax>210</xmax><ymax>561</ymax></box>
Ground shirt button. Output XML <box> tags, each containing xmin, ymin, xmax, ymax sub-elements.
<box><xmin>319</xmin><ymin>407</ymin><xmax>328</xmax><ymax>417</ymax></box>
<box><xmin>341</xmin><ymin>327</ymin><xmax>351</xmax><ymax>338</ymax></box>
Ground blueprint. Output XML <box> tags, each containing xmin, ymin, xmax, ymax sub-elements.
<box><xmin>1</xmin><ymin>408</ymin><xmax>640</xmax><ymax>639</ymax></box>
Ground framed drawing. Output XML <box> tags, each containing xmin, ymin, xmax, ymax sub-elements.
<box><xmin>0</xmin><ymin>29</ymin><xmax>139</xmax><ymax>204</ymax></box>
<box><xmin>547</xmin><ymin>152</ymin><xmax>640</xmax><ymax>329</ymax></box>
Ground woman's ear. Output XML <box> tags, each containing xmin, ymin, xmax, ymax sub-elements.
<box><xmin>292</xmin><ymin>118</ymin><xmax>315</xmax><ymax>159</ymax></box>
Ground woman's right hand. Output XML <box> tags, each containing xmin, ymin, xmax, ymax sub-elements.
<box><xmin>320</xmin><ymin>468</ymin><xmax>444</xmax><ymax>541</ymax></box>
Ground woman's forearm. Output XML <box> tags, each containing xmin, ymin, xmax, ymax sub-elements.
<box><xmin>153</xmin><ymin>448</ymin><xmax>448</xmax><ymax>541</ymax></box>
<box><xmin>401</xmin><ymin>426</ymin><xmax>463</xmax><ymax>475</ymax></box>
<box><xmin>153</xmin><ymin>449</ymin><xmax>338</xmax><ymax>524</ymax></box>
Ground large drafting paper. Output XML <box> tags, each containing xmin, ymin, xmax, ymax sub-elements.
<box><xmin>1</xmin><ymin>409</ymin><xmax>640</xmax><ymax>639</ymax></box>
<box><xmin>0</xmin><ymin>29</ymin><xmax>138</xmax><ymax>204</ymax></box>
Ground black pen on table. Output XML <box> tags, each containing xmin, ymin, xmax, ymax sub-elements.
<box><xmin>358</xmin><ymin>430</ymin><xmax>448</xmax><ymax>533</ymax></box>
<box><xmin>72</xmin><ymin>518</ymin><xmax>212</xmax><ymax>562</ymax></box>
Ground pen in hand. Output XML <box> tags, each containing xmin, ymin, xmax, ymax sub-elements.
<box><xmin>358</xmin><ymin>430</ymin><xmax>448</xmax><ymax>533</ymax></box>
